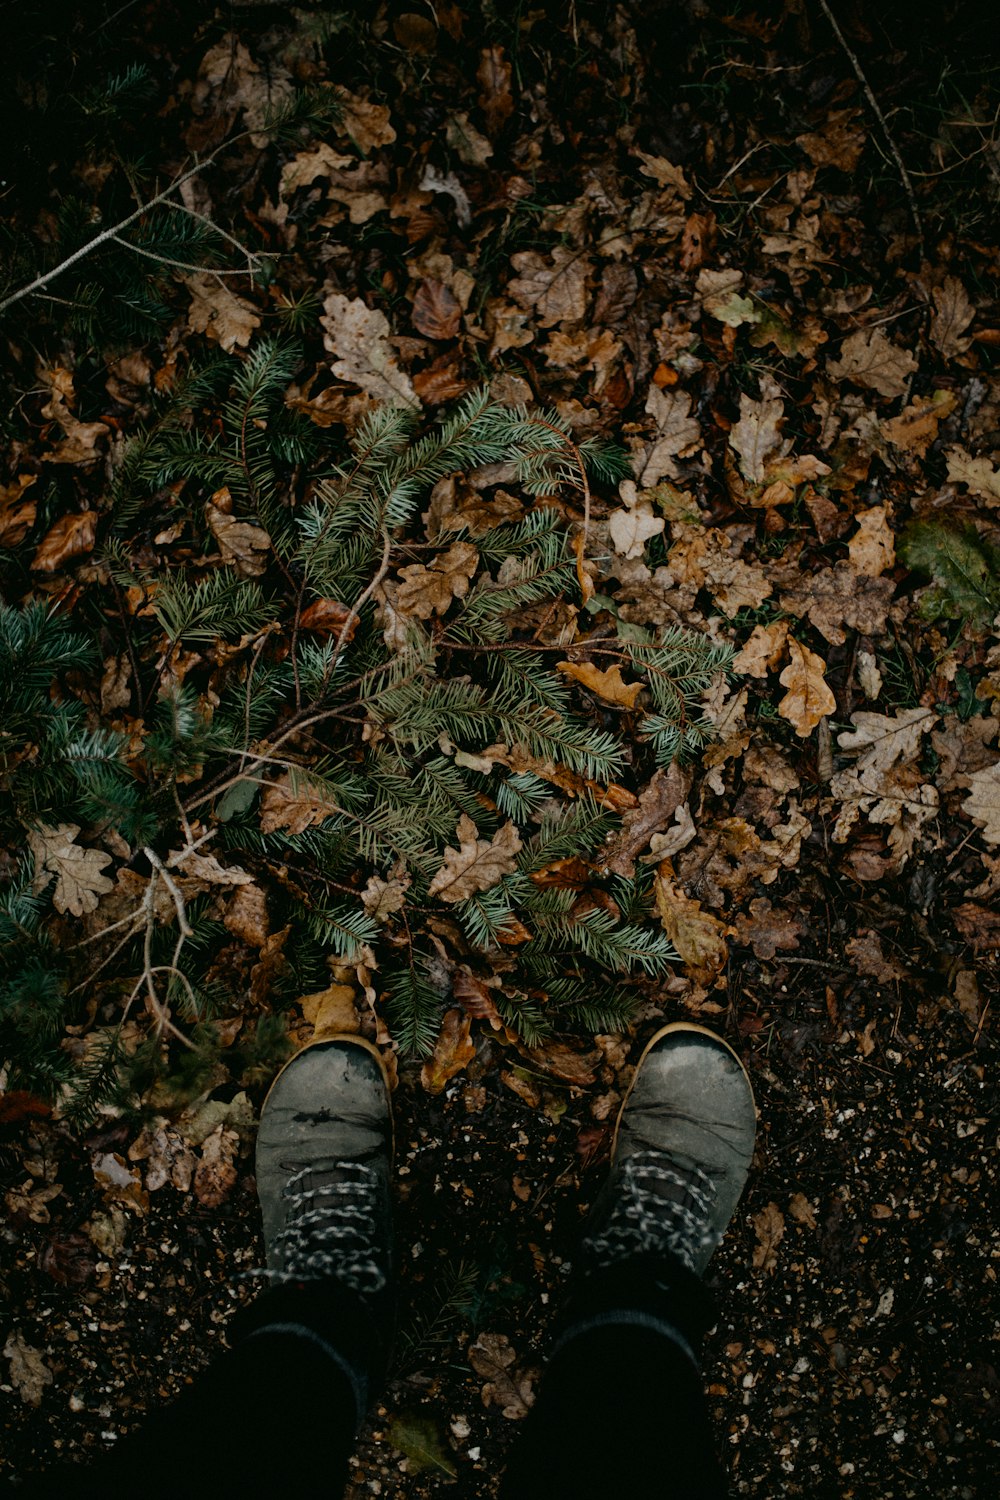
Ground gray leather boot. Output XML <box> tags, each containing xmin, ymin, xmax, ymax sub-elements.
<box><xmin>580</xmin><ymin>1022</ymin><xmax>757</xmax><ymax>1279</ymax></box>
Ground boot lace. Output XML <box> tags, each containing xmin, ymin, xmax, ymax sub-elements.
<box><xmin>259</xmin><ymin>1160</ymin><xmax>387</xmax><ymax>1297</ymax></box>
<box><xmin>581</xmin><ymin>1149</ymin><xmax>717</xmax><ymax>1276</ymax></box>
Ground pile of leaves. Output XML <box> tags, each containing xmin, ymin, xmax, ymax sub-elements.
<box><xmin>2</xmin><ymin>1</ymin><xmax>999</xmax><ymax>1493</ymax></box>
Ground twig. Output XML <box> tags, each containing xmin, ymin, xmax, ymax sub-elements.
<box><xmin>110</xmin><ymin>235</ymin><xmax>263</xmax><ymax>278</ymax></box>
<box><xmin>814</xmin><ymin>0</ymin><xmax>924</xmax><ymax>257</ymax></box>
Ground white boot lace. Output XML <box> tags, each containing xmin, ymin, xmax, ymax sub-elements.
<box><xmin>581</xmin><ymin>1148</ymin><xmax>717</xmax><ymax>1277</ymax></box>
<box><xmin>260</xmin><ymin>1160</ymin><xmax>387</xmax><ymax>1297</ymax></box>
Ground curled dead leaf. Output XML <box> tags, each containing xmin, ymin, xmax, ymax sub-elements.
<box><xmin>31</xmin><ymin>510</ymin><xmax>98</xmax><ymax>573</ymax></box>
<box><xmin>653</xmin><ymin>860</ymin><xmax>729</xmax><ymax>985</ymax></box>
<box><xmin>420</xmin><ymin>1008</ymin><xmax>476</xmax><ymax>1095</ymax></box>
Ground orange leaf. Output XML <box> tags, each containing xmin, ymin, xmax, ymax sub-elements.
<box><xmin>420</xmin><ymin>1008</ymin><xmax>476</xmax><ymax>1095</ymax></box>
<box><xmin>557</xmin><ymin>659</ymin><xmax>643</xmax><ymax>708</ymax></box>
<box><xmin>778</xmin><ymin>637</ymin><xmax>836</xmax><ymax>737</ymax></box>
<box><xmin>299</xmin><ymin>598</ymin><xmax>357</xmax><ymax>638</ymax></box>
<box><xmin>411</xmin><ymin>278</ymin><xmax>462</xmax><ymax>340</ymax></box>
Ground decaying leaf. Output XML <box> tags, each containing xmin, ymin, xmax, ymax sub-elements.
<box><xmin>732</xmin><ymin>620</ymin><xmax>789</xmax><ymax>678</ymax></box>
<box><xmin>411</xmin><ymin>278</ymin><xmax>463</xmax><ymax>340</ymax></box>
<box><xmin>654</xmin><ymin>860</ymin><xmax>729</xmax><ymax>985</ymax></box>
<box><xmin>28</xmin><ymin>824</ymin><xmax>114</xmax><ymax>916</ymax></box>
<box><xmin>300</xmin><ymin>982</ymin><xmax>360</xmax><ymax>1039</ymax></box>
<box><xmin>557</xmin><ymin>659</ymin><xmax>643</xmax><ymax>707</ymax></box>
<box><xmin>420</xmin><ymin>1008</ymin><xmax>476</xmax><ymax>1094</ymax></box>
<box><xmin>830</xmin><ymin>708</ymin><xmax>939</xmax><ymax>859</ymax></box>
<box><xmin>260</xmin><ymin>772</ymin><xmax>340</xmax><ymax>834</ymax></box>
<box><xmin>930</xmin><ymin>277</ymin><xmax>975</xmax><ymax>358</ymax></box>
<box><xmin>848</xmin><ymin>506</ymin><xmax>895</xmax><ymax>578</ymax></box>
<box><xmin>185</xmin><ymin>274</ymin><xmax>261</xmax><ymax>352</ymax></box>
<box><xmin>779</xmin><ymin>564</ymin><xmax>893</xmax><ymax>646</ymax></box>
<box><xmin>608</xmin><ymin>481</ymin><xmax>665</xmax><ymax>559</ymax></box>
<box><xmin>633</xmin><ymin>386</ymin><xmax>701</xmax><ymax>486</ymax></box>
<box><xmin>338</xmin><ymin>87</ymin><xmax>396</xmax><ymax>151</ymax></box>
<box><xmin>387</xmin><ymin>1412</ymin><xmax>458</xmax><ymax>1478</ymax></box>
<box><xmin>508</xmin><ymin>246</ymin><xmax>590</xmax><ymax>327</ymax></box>
<box><xmin>321</xmin><ymin>292</ymin><xmax>418</xmax><ymax>406</ymax></box>
<box><xmin>752</xmin><ymin>1201</ymin><xmax>785</xmax><ymax>1273</ymax></box>
<box><xmin>193</xmin><ymin>1124</ymin><xmax>239</xmax><ymax>1208</ymax></box>
<box><xmin>0</xmin><ymin>474</ymin><xmax>37</xmax><ymax>547</ymax></box>
<box><xmin>4</xmin><ymin>1333</ymin><xmax>53</xmax><ymax>1408</ymax></box>
<box><xmin>777</xmin><ymin>638</ymin><xmax>836</xmax><ymax>736</ymax></box>
<box><xmin>826</xmin><ymin>328</ymin><xmax>918</xmax><ymax>399</ymax></box>
<box><xmin>206</xmin><ymin>489</ymin><xmax>271</xmax><ymax>577</ymax></box>
<box><xmin>599</xmin><ymin>764</ymin><xmax>692</xmax><ymax>877</ymax></box>
<box><xmin>395</xmin><ymin>541</ymin><xmax>478</xmax><ymax>618</ymax></box>
<box><xmin>964</xmin><ymin>762</ymin><xmax>1000</xmax><ymax>845</ymax></box>
<box><xmin>728</xmin><ymin>390</ymin><xmax>786</xmax><ymax>483</ymax></box>
<box><xmin>31</xmin><ymin>510</ymin><xmax>98</xmax><ymax>572</ymax></box>
<box><xmin>477</xmin><ymin>45</ymin><xmax>514</xmax><ymax>136</ymax></box>
<box><xmin>946</xmin><ymin>448</ymin><xmax>1000</xmax><ymax>505</ymax></box>
<box><xmin>428</xmin><ymin>815</ymin><xmax>522</xmax><ymax>902</ymax></box>
<box><xmin>468</xmin><ymin>1332</ymin><xmax>535</xmax><ymax>1419</ymax></box>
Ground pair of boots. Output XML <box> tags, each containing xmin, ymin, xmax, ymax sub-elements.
<box><xmin>252</xmin><ymin>1022</ymin><xmax>757</xmax><ymax>1433</ymax></box>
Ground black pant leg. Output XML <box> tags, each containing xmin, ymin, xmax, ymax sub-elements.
<box><xmin>500</xmin><ymin>1322</ymin><xmax>728</xmax><ymax>1500</ymax></box>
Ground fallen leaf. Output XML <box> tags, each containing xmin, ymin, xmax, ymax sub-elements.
<box><xmin>260</xmin><ymin>772</ymin><xmax>340</xmax><ymax>834</ymax></box>
<box><xmin>964</xmin><ymin>761</ymin><xmax>1000</xmax><ymax>845</ymax></box>
<box><xmin>4</xmin><ymin>1333</ymin><xmax>53</xmax><ymax>1407</ymax></box>
<box><xmin>848</xmin><ymin>505</ymin><xmax>895</xmax><ymax>578</ymax></box>
<box><xmin>477</xmin><ymin>45</ymin><xmax>514</xmax><ymax>136</ymax></box>
<box><xmin>557</xmin><ymin>659</ymin><xmax>643</xmax><ymax>707</ymax></box>
<box><xmin>468</xmin><ymin>1332</ymin><xmax>535</xmax><ymax>1419</ymax></box>
<box><xmin>508</xmin><ymin>246</ymin><xmax>590</xmax><ymax>326</ymax></box>
<box><xmin>387</xmin><ymin>1412</ymin><xmax>458</xmax><ymax>1478</ymax></box>
<box><xmin>827</xmin><ymin>329</ymin><xmax>918</xmax><ymax>399</ymax></box>
<box><xmin>206</xmin><ymin>490</ymin><xmax>271</xmax><ymax>577</ymax></box>
<box><xmin>279</xmin><ymin>142</ymin><xmax>354</xmax><ymax>196</ymax></box>
<box><xmin>411</xmin><ymin>278</ymin><xmax>462</xmax><ymax>340</ymax></box>
<box><xmin>779</xmin><ymin>564</ymin><xmax>893</xmax><ymax>645</ymax></box>
<box><xmin>30</xmin><ymin>510</ymin><xmax>98</xmax><ymax>572</ymax></box>
<box><xmin>882</xmin><ymin>392</ymin><xmax>957</xmax><ymax>454</ymax></box>
<box><xmin>420</xmin><ymin>1008</ymin><xmax>476</xmax><ymax>1094</ymax></box>
<box><xmin>831</xmin><ymin>708</ymin><xmax>939</xmax><ymax>859</ymax></box>
<box><xmin>128</xmin><ymin>1124</ymin><xmax>196</xmax><ymax>1193</ymax></box>
<box><xmin>338</xmin><ymin>88</ymin><xmax>396</xmax><ymax>151</ymax></box>
<box><xmin>361</xmin><ymin>874</ymin><xmax>410</xmax><ymax>922</ymax></box>
<box><xmin>733</xmin><ymin>898</ymin><xmax>803</xmax><ymax>960</ymax></box>
<box><xmin>299</xmin><ymin>598</ymin><xmax>357</xmax><ymax>639</ymax></box>
<box><xmin>930</xmin><ymin>277</ymin><xmax>975</xmax><ymax>358</ymax></box>
<box><xmin>633</xmin><ymin>386</ymin><xmax>701</xmax><ymax>486</ymax></box>
<box><xmin>185</xmin><ymin>274</ymin><xmax>260</xmax><ymax>352</ymax></box>
<box><xmin>92</xmin><ymin>1151</ymin><xmax>148</xmax><ymax>1212</ymax></box>
<box><xmin>599</xmin><ymin>764</ymin><xmax>692</xmax><ymax>877</ymax></box>
<box><xmin>224</xmin><ymin>883</ymin><xmax>270</xmax><ymax>947</ymax></box>
<box><xmin>428</xmin><ymin>815</ymin><xmax>522</xmax><ymax>903</ymax></box>
<box><xmin>321</xmin><ymin>292</ymin><xmax>417</xmax><ymax>406</ymax></box>
<box><xmin>608</xmin><ymin>482</ymin><xmax>665</xmax><ymax>559</ymax></box>
<box><xmin>729</xmin><ymin>390</ymin><xmax>786</xmax><ymax>482</ymax></box>
<box><xmin>732</xmin><ymin>620</ymin><xmax>790</xmax><ymax>678</ymax></box>
<box><xmin>952</xmin><ymin>901</ymin><xmax>1000</xmax><ymax>950</ymax></box>
<box><xmin>654</xmin><ymin>861</ymin><xmax>729</xmax><ymax>984</ymax></box>
<box><xmin>395</xmin><ymin>540</ymin><xmax>478</xmax><ymax>618</ymax></box>
<box><xmin>788</xmin><ymin>1192</ymin><xmax>817</xmax><ymax>1229</ymax></box>
<box><xmin>796</xmin><ymin>109</ymin><xmax>865</xmax><ymax>170</ymax></box>
<box><xmin>752</xmin><ymin>1201</ymin><xmax>785</xmax><ymax>1273</ymax></box>
<box><xmin>193</xmin><ymin>1125</ymin><xmax>239</xmax><ymax>1208</ymax></box>
<box><xmin>28</xmin><ymin>824</ymin><xmax>114</xmax><ymax>916</ymax></box>
<box><xmin>946</xmin><ymin>448</ymin><xmax>1000</xmax><ymax>505</ymax></box>
<box><xmin>446</xmin><ymin>110</ymin><xmax>493</xmax><ymax>165</ymax></box>
<box><xmin>453</xmin><ymin>968</ymin><xmax>503</xmax><ymax>1028</ymax></box>
<box><xmin>300</xmin><ymin>982</ymin><xmax>360</xmax><ymax>1039</ymax></box>
<box><xmin>522</xmin><ymin>1038</ymin><xmax>601</xmax><ymax>1086</ymax></box>
<box><xmin>845</xmin><ymin>930</ymin><xmax>908</xmax><ymax>982</ymax></box>
<box><xmin>778</xmin><ymin>638</ymin><xmax>836</xmax><ymax>736</ymax></box>
<box><xmin>0</xmin><ymin>475</ymin><xmax>37</xmax><ymax>546</ymax></box>
<box><xmin>419</xmin><ymin>164</ymin><xmax>471</xmax><ymax>227</ymax></box>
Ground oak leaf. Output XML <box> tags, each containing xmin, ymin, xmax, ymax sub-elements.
<box><xmin>468</xmin><ymin>1332</ymin><xmax>535</xmax><ymax>1419</ymax></box>
<box><xmin>734</xmin><ymin>897</ymin><xmax>803</xmax><ymax>960</ymax></box>
<box><xmin>321</xmin><ymin>293</ymin><xmax>417</xmax><ymax>406</ymax></box>
<box><xmin>632</xmin><ymin>386</ymin><xmax>701</xmax><ymax>486</ymax></box>
<box><xmin>446</xmin><ymin>111</ymin><xmax>493</xmax><ymax>165</ymax></box>
<box><xmin>779</xmin><ymin>564</ymin><xmax>893</xmax><ymax>645</ymax></box>
<box><xmin>361</xmin><ymin>874</ymin><xmax>410</xmax><ymax>922</ymax></box>
<box><xmin>827</xmin><ymin>328</ymin><xmax>917</xmax><ymax>399</ymax></box>
<box><xmin>0</xmin><ymin>475</ymin><xmax>37</xmax><ymax>547</ymax></box>
<box><xmin>224</xmin><ymin>883</ymin><xmax>270</xmax><ymax>947</ymax></box>
<box><xmin>778</xmin><ymin>638</ymin><xmax>836</xmax><ymax>736</ymax></box>
<box><xmin>260</xmin><ymin>772</ymin><xmax>340</xmax><ymax>835</ymax></box>
<box><xmin>732</xmin><ymin>620</ymin><xmax>789</xmax><ymax>678</ymax></box>
<box><xmin>300</xmin><ymin>983</ymin><xmax>360</xmax><ymax>1040</ymax></box>
<box><xmin>653</xmin><ymin>861</ymin><xmax>730</xmax><ymax>985</ymax></box>
<box><xmin>193</xmin><ymin>1125</ymin><xmax>239</xmax><ymax>1208</ymax></box>
<box><xmin>847</xmin><ymin>505</ymin><xmax>895</xmax><ymax>578</ymax></box>
<box><xmin>338</xmin><ymin>88</ymin><xmax>396</xmax><ymax>150</ymax></box>
<box><xmin>508</xmin><ymin>246</ymin><xmax>590</xmax><ymax>326</ymax></box>
<box><xmin>477</xmin><ymin>45</ymin><xmax>514</xmax><ymax>136</ymax></box>
<box><xmin>420</xmin><ymin>1008</ymin><xmax>476</xmax><ymax>1094</ymax></box>
<box><xmin>930</xmin><ymin>277</ymin><xmax>975</xmax><ymax>358</ymax></box>
<box><xmin>299</xmin><ymin>598</ymin><xmax>356</xmax><ymax>639</ymax></box>
<box><xmin>599</xmin><ymin>764</ymin><xmax>692</xmax><ymax>877</ymax></box>
<box><xmin>206</xmin><ymin>491</ymin><xmax>271</xmax><ymax>577</ymax></box>
<box><xmin>28</xmin><ymin>824</ymin><xmax>114</xmax><ymax>916</ymax></box>
<box><xmin>395</xmin><ymin>540</ymin><xmax>478</xmax><ymax>619</ymax></box>
<box><xmin>279</xmin><ymin>142</ymin><xmax>353</xmax><ymax>196</ymax></box>
<box><xmin>728</xmin><ymin>391</ymin><xmax>786</xmax><ymax>483</ymax></box>
<box><xmin>428</xmin><ymin>815</ymin><xmax>522</xmax><ymax>902</ymax></box>
<box><xmin>557</xmin><ymin>660</ymin><xmax>643</xmax><ymax>707</ymax></box>
<box><xmin>945</xmin><ymin>447</ymin><xmax>1000</xmax><ymax>505</ymax></box>
<box><xmin>882</xmin><ymin>392</ymin><xmax>957</xmax><ymax>455</ymax></box>
<box><xmin>608</xmin><ymin>482</ymin><xmax>664</xmax><ymax>559</ymax></box>
<box><xmin>963</xmin><ymin>762</ymin><xmax>1000</xmax><ymax>845</ymax></box>
<box><xmin>752</xmin><ymin>1201</ymin><xmax>785</xmax><ymax>1274</ymax></box>
<box><xmin>185</xmin><ymin>274</ymin><xmax>260</xmax><ymax>352</ymax></box>
<box><xmin>4</xmin><ymin>1333</ymin><xmax>53</xmax><ymax>1408</ymax></box>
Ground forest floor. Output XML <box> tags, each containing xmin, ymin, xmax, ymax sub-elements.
<box><xmin>2</xmin><ymin>3</ymin><xmax>999</xmax><ymax>1496</ymax></box>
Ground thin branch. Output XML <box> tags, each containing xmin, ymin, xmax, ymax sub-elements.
<box><xmin>814</xmin><ymin>0</ymin><xmax>924</xmax><ymax>257</ymax></box>
<box><xmin>110</xmin><ymin>235</ymin><xmax>261</xmax><ymax>278</ymax></box>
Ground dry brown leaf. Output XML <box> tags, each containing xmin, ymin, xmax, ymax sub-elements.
<box><xmin>930</xmin><ymin>277</ymin><xmax>975</xmax><ymax>358</ymax></box>
<box><xmin>395</xmin><ymin>540</ymin><xmax>478</xmax><ymax>619</ymax></box>
<box><xmin>788</xmin><ymin>1192</ymin><xmax>817</xmax><ymax>1229</ymax></box>
<box><xmin>733</xmin><ymin>897</ymin><xmax>803</xmax><ymax>960</ymax></box>
<box><xmin>206</xmin><ymin>490</ymin><xmax>271</xmax><ymax>577</ymax></box>
<box><xmin>778</xmin><ymin>638</ymin><xmax>836</xmax><ymax>736</ymax></box>
<box><xmin>128</xmin><ymin>1124</ymin><xmax>196</xmax><ymax>1193</ymax></box>
<box><xmin>557</xmin><ymin>659</ymin><xmax>643</xmax><ymax>707</ymax></box>
<box><xmin>599</xmin><ymin>764</ymin><xmax>692</xmax><ymax>877</ymax></box>
<box><xmin>945</xmin><ymin>447</ymin><xmax>1000</xmax><ymax>505</ymax></box>
<box><xmin>185</xmin><ymin>274</ymin><xmax>261</xmax><ymax>352</ymax></box>
<box><xmin>279</xmin><ymin>142</ymin><xmax>354</xmax><ymax>196</ymax></box>
<box><xmin>299</xmin><ymin>598</ymin><xmax>357</xmax><ymax>639</ymax></box>
<box><xmin>608</xmin><ymin>482</ymin><xmax>664</xmax><ymax>559</ymax></box>
<box><xmin>779</xmin><ymin>564</ymin><xmax>893</xmax><ymax>645</ymax></box>
<box><xmin>39</xmin><ymin>366</ymin><xmax>109</xmax><ymax>464</ymax></box>
<box><xmin>428</xmin><ymin>815</ymin><xmax>522</xmax><ymax>903</ymax></box>
<box><xmin>830</xmin><ymin>708</ymin><xmax>939</xmax><ymax>857</ymax></box>
<box><xmin>882</xmin><ymin>392</ymin><xmax>957</xmax><ymax>454</ymax></box>
<box><xmin>446</xmin><ymin>111</ymin><xmax>493</xmax><ymax>165</ymax></box>
<box><xmin>654</xmin><ymin>861</ymin><xmax>730</xmax><ymax>985</ymax></box>
<box><xmin>224</xmin><ymin>883</ymin><xmax>270</xmax><ymax>947</ymax></box>
<box><xmin>477</xmin><ymin>46</ymin><xmax>514</xmax><ymax>136</ymax></box>
<box><xmin>166</xmin><ymin>849</ymin><xmax>254</xmax><ymax>887</ymax></box>
<box><xmin>420</xmin><ymin>1008</ymin><xmax>476</xmax><ymax>1094</ymax></box>
<box><xmin>0</xmin><ymin>475</ymin><xmax>37</xmax><ymax>547</ymax></box>
<box><xmin>523</xmin><ymin>1038</ymin><xmax>601</xmax><ymax>1086</ymax></box>
<box><xmin>28</xmin><ymin>824</ymin><xmax>114</xmax><ymax>916</ymax></box>
<box><xmin>92</xmin><ymin>1151</ymin><xmax>148</xmax><ymax>1212</ymax></box>
<box><xmin>752</xmin><ymin>1201</ymin><xmax>785</xmax><ymax>1274</ymax></box>
<box><xmin>468</xmin><ymin>1333</ymin><xmax>535</xmax><ymax>1419</ymax></box>
<box><xmin>193</xmin><ymin>1125</ymin><xmax>239</xmax><ymax>1208</ymax></box>
<box><xmin>508</xmin><ymin>246</ymin><xmax>590</xmax><ymax>326</ymax></box>
<box><xmin>827</xmin><ymin>329</ymin><xmax>917</xmax><ymax>399</ymax></box>
<box><xmin>300</xmin><ymin>983</ymin><xmax>360</xmax><ymax>1040</ymax></box>
<box><xmin>732</xmin><ymin>620</ymin><xmax>790</xmax><ymax>678</ymax></box>
<box><xmin>847</xmin><ymin>505</ymin><xmax>895</xmax><ymax>578</ymax></box>
<box><xmin>361</xmin><ymin>874</ymin><xmax>410</xmax><ymax>922</ymax></box>
<box><xmin>4</xmin><ymin>1333</ymin><xmax>53</xmax><ymax>1408</ymax></box>
<box><xmin>963</xmin><ymin>762</ymin><xmax>1000</xmax><ymax>845</ymax></box>
<box><xmin>30</xmin><ymin>510</ymin><xmax>98</xmax><ymax>573</ymax></box>
<box><xmin>338</xmin><ymin>88</ymin><xmax>396</xmax><ymax>151</ymax></box>
<box><xmin>321</xmin><ymin>293</ymin><xmax>417</xmax><ymax>406</ymax></box>
<box><xmin>411</xmin><ymin>278</ymin><xmax>462</xmax><ymax>340</ymax></box>
<box><xmin>453</xmin><ymin>969</ymin><xmax>503</xmax><ymax>1028</ymax></box>
<box><xmin>633</xmin><ymin>386</ymin><xmax>701</xmax><ymax>486</ymax></box>
<box><xmin>796</xmin><ymin>109</ymin><xmax>866</xmax><ymax>170</ymax></box>
<box><xmin>728</xmin><ymin>391</ymin><xmax>786</xmax><ymax>483</ymax></box>
<box><xmin>845</xmin><ymin>930</ymin><xmax>908</xmax><ymax>982</ymax></box>
<box><xmin>259</xmin><ymin>772</ymin><xmax>340</xmax><ymax>835</ymax></box>
<box><xmin>952</xmin><ymin>901</ymin><xmax>1000</xmax><ymax>950</ymax></box>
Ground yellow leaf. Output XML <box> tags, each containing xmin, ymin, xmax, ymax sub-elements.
<box><xmin>557</xmin><ymin>659</ymin><xmax>643</xmax><ymax>707</ymax></box>
<box><xmin>778</xmin><ymin>638</ymin><xmax>836</xmax><ymax>736</ymax></box>
<box><xmin>299</xmin><ymin>983</ymin><xmax>360</xmax><ymax>1040</ymax></box>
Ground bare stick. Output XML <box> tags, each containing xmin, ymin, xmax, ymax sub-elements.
<box><xmin>815</xmin><ymin>0</ymin><xmax>924</xmax><ymax>257</ymax></box>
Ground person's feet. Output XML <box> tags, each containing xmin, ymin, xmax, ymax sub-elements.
<box><xmin>580</xmin><ymin>1022</ymin><xmax>757</xmax><ymax>1279</ymax></box>
<box><xmin>255</xmin><ymin>1035</ymin><xmax>395</xmax><ymax>1304</ymax></box>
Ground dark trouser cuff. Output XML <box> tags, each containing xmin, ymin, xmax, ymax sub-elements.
<box><xmin>558</xmin><ymin>1250</ymin><xmax>717</xmax><ymax>1357</ymax></box>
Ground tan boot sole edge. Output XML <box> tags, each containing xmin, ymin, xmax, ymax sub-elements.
<box><xmin>259</xmin><ymin>1032</ymin><xmax>396</xmax><ymax>1162</ymax></box>
<box><xmin>611</xmin><ymin>1020</ymin><xmax>757</xmax><ymax>1158</ymax></box>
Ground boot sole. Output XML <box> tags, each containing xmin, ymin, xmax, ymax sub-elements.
<box><xmin>611</xmin><ymin>1020</ymin><xmax>757</xmax><ymax>1157</ymax></box>
<box><xmin>259</xmin><ymin>1033</ymin><xmax>396</xmax><ymax>1162</ymax></box>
